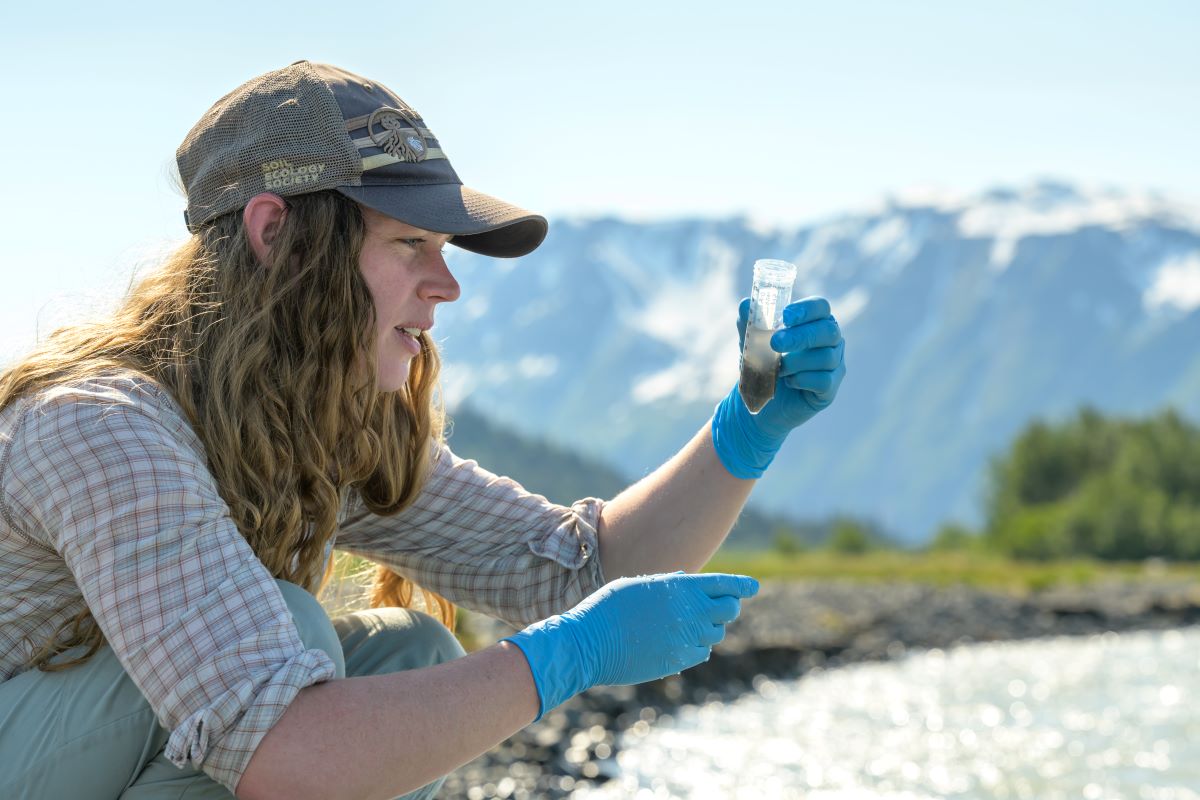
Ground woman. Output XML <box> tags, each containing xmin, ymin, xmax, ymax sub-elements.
<box><xmin>0</xmin><ymin>61</ymin><xmax>845</xmax><ymax>799</ymax></box>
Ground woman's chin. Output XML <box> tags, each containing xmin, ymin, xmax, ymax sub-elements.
<box><xmin>376</xmin><ymin>361</ymin><xmax>412</xmax><ymax>393</ymax></box>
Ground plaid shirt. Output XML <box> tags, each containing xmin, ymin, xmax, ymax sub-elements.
<box><xmin>0</xmin><ymin>376</ymin><xmax>606</xmax><ymax>791</ymax></box>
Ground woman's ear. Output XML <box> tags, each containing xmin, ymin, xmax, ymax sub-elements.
<box><xmin>243</xmin><ymin>193</ymin><xmax>289</xmax><ymax>265</ymax></box>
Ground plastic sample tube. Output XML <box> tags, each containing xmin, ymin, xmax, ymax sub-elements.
<box><xmin>739</xmin><ymin>259</ymin><xmax>797</xmax><ymax>413</ymax></box>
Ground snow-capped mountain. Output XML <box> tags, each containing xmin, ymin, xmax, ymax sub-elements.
<box><xmin>435</xmin><ymin>181</ymin><xmax>1200</xmax><ymax>542</ymax></box>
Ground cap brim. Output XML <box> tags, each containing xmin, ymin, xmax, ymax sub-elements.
<box><xmin>336</xmin><ymin>183</ymin><xmax>548</xmax><ymax>258</ymax></box>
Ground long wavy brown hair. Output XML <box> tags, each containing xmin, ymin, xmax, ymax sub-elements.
<box><xmin>3</xmin><ymin>191</ymin><xmax>456</xmax><ymax>671</ymax></box>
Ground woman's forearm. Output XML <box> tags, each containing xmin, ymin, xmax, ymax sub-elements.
<box><xmin>597</xmin><ymin>422</ymin><xmax>754</xmax><ymax>580</ymax></box>
<box><xmin>236</xmin><ymin>641</ymin><xmax>538</xmax><ymax>800</ymax></box>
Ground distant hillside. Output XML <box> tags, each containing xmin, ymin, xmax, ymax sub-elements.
<box><xmin>446</xmin><ymin>404</ymin><xmax>629</xmax><ymax>504</ymax></box>
<box><xmin>445</xmin><ymin>404</ymin><xmax>830</xmax><ymax>551</ymax></box>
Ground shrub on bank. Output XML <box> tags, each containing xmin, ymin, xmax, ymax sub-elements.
<box><xmin>984</xmin><ymin>407</ymin><xmax>1200</xmax><ymax>560</ymax></box>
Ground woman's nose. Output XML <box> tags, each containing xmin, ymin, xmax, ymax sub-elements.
<box><xmin>424</xmin><ymin>252</ymin><xmax>461</xmax><ymax>303</ymax></box>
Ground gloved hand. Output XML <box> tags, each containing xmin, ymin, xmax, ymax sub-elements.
<box><xmin>502</xmin><ymin>572</ymin><xmax>759</xmax><ymax>721</ymax></box>
<box><xmin>712</xmin><ymin>296</ymin><xmax>846</xmax><ymax>479</ymax></box>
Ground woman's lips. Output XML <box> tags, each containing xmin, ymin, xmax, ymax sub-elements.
<box><xmin>394</xmin><ymin>326</ymin><xmax>422</xmax><ymax>355</ymax></box>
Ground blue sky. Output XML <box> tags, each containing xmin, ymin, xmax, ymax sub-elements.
<box><xmin>1</xmin><ymin>0</ymin><xmax>1196</xmax><ymax>361</ymax></box>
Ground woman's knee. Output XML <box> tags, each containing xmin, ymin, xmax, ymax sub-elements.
<box><xmin>273</xmin><ymin>580</ymin><xmax>346</xmax><ymax>678</ymax></box>
<box><xmin>335</xmin><ymin>607</ymin><xmax>466</xmax><ymax>677</ymax></box>
<box><xmin>395</xmin><ymin>608</ymin><xmax>467</xmax><ymax>666</ymax></box>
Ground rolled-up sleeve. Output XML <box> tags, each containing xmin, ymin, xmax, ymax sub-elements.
<box><xmin>337</xmin><ymin>442</ymin><xmax>608</xmax><ymax>628</ymax></box>
<box><xmin>2</xmin><ymin>383</ymin><xmax>336</xmax><ymax>791</ymax></box>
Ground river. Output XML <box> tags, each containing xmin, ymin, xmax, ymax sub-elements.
<box><xmin>578</xmin><ymin>627</ymin><xmax>1200</xmax><ymax>799</ymax></box>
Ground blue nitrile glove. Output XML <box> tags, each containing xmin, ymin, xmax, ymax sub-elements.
<box><xmin>712</xmin><ymin>296</ymin><xmax>847</xmax><ymax>479</ymax></box>
<box><xmin>502</xmin><ymin>571</ymin><xmax>759</xmax><ymax>721</ymax></box>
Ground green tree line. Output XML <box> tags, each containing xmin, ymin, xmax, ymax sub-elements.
<box><xmin>979</xmin><ymin>407</ymin><xmax>1200</xmax><ymax>560</ymax></box>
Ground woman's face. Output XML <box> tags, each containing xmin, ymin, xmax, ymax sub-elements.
<box><xmin>358</xmin><ymin>206</ymin><xmax>461</xmax><ymax>392</ymax></box>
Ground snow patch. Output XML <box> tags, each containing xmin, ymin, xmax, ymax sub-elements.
<box><xmin>632</xmin><ymin>354</ymin><xmax>740</xmax><ymax>405</ymax></box>
<box><xmin>988</xmin><ymin>238</ymin><xmax>1017</xmax><ymax>271</ymax></box>
<box><xmin>590</xmin><ymin>239</ymin><xmax>656</xmax><ymax>301</ymax></box>
<box><xmin>742</xmin><ymin>214</ymin><xmax>783</xmax><ymax>238</ymax></box>
<box><xmin>791</xmin><ymin>219</ymin><xmax>859</xmax><ymax>288</ymax></box>
<box><xmin>633</xmin><ymin>237</ymin><xmax>739</xmax><ymax>349</ymax></box>
<box><xmin>439</xmin><ymin>366</ymin><xmax>474</xmax><ymax>408</ymax></box>
<box><xmin>960</xmin><ymin>195</ymin><xmax>1134</xmax><ymax>238</ymax></box>
<box><xmin>462</xmin><ymin>295</ymin><xmax>490</xmax><ymax>321</ymax></box>
<box><xmin>517</xmin><ymin>354</ymin><xmax>559</xmax><ymax>379</ymax></box>
<box><xmin>858</xmin><ymin>216</ymin><xmax>908</xmax><ymax>258</ymax></box>
<box><xmin>441</xmin><ymin>355</ymin><xmax>558</xmax><ymax>403</ymax></box>
<box><xmin>1145</xmin><ymin>253</ymin><xmax>1200</xmax><ymax>314</ymax></box>
<box><xmin>857</xmin><ymin>215</ymin><xmax>921</xmax><ymax>278</ymax></box>
<box><xmin>830</xmin><ymin>287</ymin><xmax>870</xmax><ymax>325</ymax></box>
<box><xmin>848</xmin><ymin>186</ymin><xmax>971</xmax><ymax>219</ymax></box>
<box><xmin>886</xmin><ymin>185</ymin><xmax>972</xmax><ymax>213</ymax></box>
<box><xmin>630</xmin><ymin>237</ymin><xmax>742</xmax><ymax>404</ymax></box>
<box><xmin>959</xmin><ymin>185</ymin><xmax>1200</xmax><ymax>273</ymax></box>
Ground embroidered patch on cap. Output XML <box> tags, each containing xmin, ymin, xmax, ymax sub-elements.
<box><xmin>260</xmin><ymin>159</ymin><xmax>327</xmax><ymax>190</ymax></box>
<box><xmin>368</xmin><ymin>107</ymin><xmax>428</xmax><ymax>163</ymax></box>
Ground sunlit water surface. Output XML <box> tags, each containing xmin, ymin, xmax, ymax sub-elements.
<box><xmin>578</xmin><ymin>628</ymin><xmax>1200</xmax><ymax>799</ymax></box>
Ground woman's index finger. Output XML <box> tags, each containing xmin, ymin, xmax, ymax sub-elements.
<box><xmin>695</xmin><ymin>573</ymin><xmax>760</xmax><ymax>599</ymax></box>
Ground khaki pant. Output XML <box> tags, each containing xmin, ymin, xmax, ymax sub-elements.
<box><xmin>0</xmin><ymin>581</ymin><xmax>467</xmax><ymax>799</ymax></box>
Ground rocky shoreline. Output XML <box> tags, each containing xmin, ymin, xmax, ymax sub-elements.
<box><xmin>438</xmin><ymin>578</ymin><xmax>1200</xmax><ymax>799</ymax></box>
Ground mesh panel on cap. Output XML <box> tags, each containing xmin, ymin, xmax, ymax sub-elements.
<box><xmin>177</xmin><ymin>61</ymin><xmax>361</xmax><ymax>230</ymax></box>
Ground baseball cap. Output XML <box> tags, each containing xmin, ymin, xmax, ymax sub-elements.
<box><xmin>176</xmin><ymin>60</ymin><xmax>548</xmax><ymax>258</ymax></box>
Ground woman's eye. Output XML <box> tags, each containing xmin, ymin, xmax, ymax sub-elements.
<box><xmin>393</xmin><ymin>237</ymin><xmax>447</xmax><ymax>254</ymax></box>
